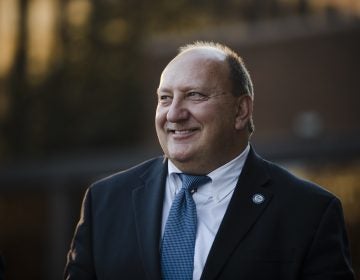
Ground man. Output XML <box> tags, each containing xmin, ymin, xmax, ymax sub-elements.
<box><xmin>64</xmin><ymin>42</ymin><xmax>355</xmax><ymax>279</ymax></box>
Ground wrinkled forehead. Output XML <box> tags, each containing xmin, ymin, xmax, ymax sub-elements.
<box><xmin>158</xmin><ymin>48</ymin><xmax>232</xmax><ymax>94</ymax></box>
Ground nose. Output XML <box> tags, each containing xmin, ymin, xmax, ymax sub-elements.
<box><xmin>166</xmin><ymin>97</ymin><xmax>189</xmax><ymax>123</ymax></box>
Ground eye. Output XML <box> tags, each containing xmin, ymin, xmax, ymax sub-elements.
<box><xmin>158</xmin><ymin>94</ymin><xmax>173</xmax><ymax>105</ymax></box>
<box><xmin>187</xmin><ymin>92</ymin><xmax>208</xmax><ymax>101</ymax></box>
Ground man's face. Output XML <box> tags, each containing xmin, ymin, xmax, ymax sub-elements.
<box><xmin>155</xmin><ymin>49</ymin><xmax>248</xmax><ymax>174</ymax></box>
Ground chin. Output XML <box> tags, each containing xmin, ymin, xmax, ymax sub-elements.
<box><xmin>167</xmin><ymin>150</ymin><xmax>194</xmax><ymax>164</ymax></box>
<box><xmin>166</xmin><ymin>144</ymin><xmax>194</xmax><ymax>159</ymax></box>
<box><xmin>169</xmin><ymin>154</ymin><xmax>191</xmax><ymax>164</ymax></box>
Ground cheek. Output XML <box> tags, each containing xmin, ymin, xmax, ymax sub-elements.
<box><xmin>155</xmin><ymin>107</ymin><xmax>166</xmax><ymax>126</ymax></box>
<box><xmin>204</xmin><ymin>108</ymin><xmax>237</xmax><ymax>133</ymax></box>
<box><xmin>199</xmin><ymin>104</ymin><xmax>229</xmax><ymax>121</ymax></box>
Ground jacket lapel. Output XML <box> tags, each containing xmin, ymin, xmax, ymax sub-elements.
<box><xmin>132</xmin><ymin>157</ymin><xmax>168</xmax><ymax>280</ymax></box>
<box><xmin>201</xmin><ymin>148</ymin><xmax>273</xmax><ymax>280</ymax></box>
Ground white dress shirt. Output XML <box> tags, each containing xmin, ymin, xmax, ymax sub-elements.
<box><xmin>161</xmin><ymin>144</ymin><xmax>250</xmax><ymax>280</ymax></box>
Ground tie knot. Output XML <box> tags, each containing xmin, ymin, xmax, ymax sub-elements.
<box><xmin>178</xmin><ymin>174</ymin><xmax>211</xmax><ymax>192</ymax></box>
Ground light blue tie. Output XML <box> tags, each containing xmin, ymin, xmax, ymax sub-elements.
<box><xmin>161</xmin><ymin>173</ymin><xmax>211</xmax><ymax>280</ymax></box>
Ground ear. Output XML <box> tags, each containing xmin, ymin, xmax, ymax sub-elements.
<box><xmin>235</xmin><ymin>95</ymin><xmax>253</xmax><ymax>130</ymax></box>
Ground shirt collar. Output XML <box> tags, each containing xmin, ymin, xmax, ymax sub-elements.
<box><xmin>167</xmin><ymin>144</ymin><xmax>250</xmax><ymax>202</ymax></box>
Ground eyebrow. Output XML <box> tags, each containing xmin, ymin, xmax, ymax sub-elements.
<box><xmin>157</xmin><ymin>86</ymin><xmax>212</xmax><ymax>94</ymax></box>
<box><xmin>157</xmin><ymin>87</ymin><xmax>172</xmax><ymax>94</ymax></box>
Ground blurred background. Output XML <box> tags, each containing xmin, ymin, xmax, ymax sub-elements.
<box><xmin>0</xmin><ymin>0</ymin><xmax>359</xmax><ymax>279</ymax></box>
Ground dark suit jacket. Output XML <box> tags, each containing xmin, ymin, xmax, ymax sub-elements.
<box><xmin>64</xmin><ymin>148</ymin><xmax>355</xmax><ymax>280</ymax></box>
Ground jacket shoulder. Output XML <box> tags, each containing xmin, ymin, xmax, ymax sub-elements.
<box><xmin>263</xmin><ymin>158</ymin><xmax>336</xmax><ymax>200</ymax></box>
<box><xmin>90</xmin><ymin>156</ymin><xmax>165</xmax><ymax>192</ymax></box>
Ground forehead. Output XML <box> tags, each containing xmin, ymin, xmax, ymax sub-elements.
<box><xmin>159</xmin><ymin>48</ymin><xmax>231</xmax><ymax>91</ymax></box>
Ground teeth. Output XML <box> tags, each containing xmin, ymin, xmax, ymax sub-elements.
<box><xmin>174</xmin><ymin>130</ymin><xmax>192</xmax><ymax>134</ymax></box>
<box><xmin>168</xmin><ymin>129</ymin><xmax>195</xmax><ymax>134</ymax></box>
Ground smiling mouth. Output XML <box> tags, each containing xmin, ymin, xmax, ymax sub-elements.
<box><xmin>167</xmin><ymin>129</ymin><xmax>198</xmax><ymax>135</ymax></box>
